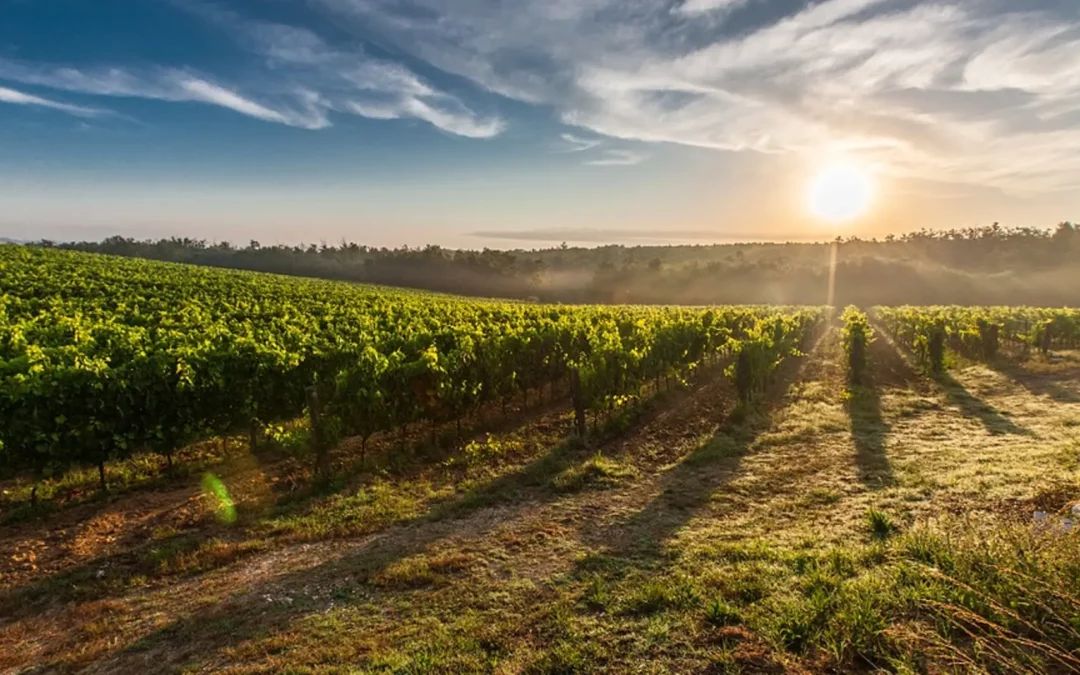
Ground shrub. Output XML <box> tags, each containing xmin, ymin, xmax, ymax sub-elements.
<box><xmin>841</xmin><ymin>306</ymin><xmax>873</xmax><ymax>386</ymax></box>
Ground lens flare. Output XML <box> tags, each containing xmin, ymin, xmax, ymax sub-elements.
<box><xmin>201</xmin><ymin>472</ymin><xmax>236</xmax><ymax>524</ymax></box>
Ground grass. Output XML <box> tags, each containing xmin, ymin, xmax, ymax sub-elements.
<box><xmin>3</xmin><ymin>334</ymin><xmax>1080</xmax><ymax>673</ymax></box>
<box><xmin>866</xmin><ymin>507</ymin><xmax>895</xmax><ymax>539</ymax></box>
<box><xmin>705</xmin><ymin>597</ymin><xmax>743</xmax><ymax>627</ymax></box>
<box><xmin>0</xmin><ymin>439</ymin><xmax>232</xmax><ymax>524</ymax></box>
<box><xmin>550</xmin><ymin>453</ymin><xmax>638</xmax><ymax>493</ymax></box>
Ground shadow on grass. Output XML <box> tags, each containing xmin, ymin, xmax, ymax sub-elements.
<box><xmin>2</xmin><ymin>378</ymin><xmax>682</xmax><ymax>640</ymax></box>
<box><xmin>83</xmin><ymin>371</ymin><xmax>732</xmax><ymax>672</ymax></box>
<box><xmin>0</xmin><ymin>515</ymin><xmax>272</xmax><ymax>621</ymax></box>
<box><xmin>586</xmin><ymin>334</ymin><xmax>825</xmax><ymax>562</ymax></box>
<box><xmin>869</xmin><ymin>320</ymin><xmax>1032</xmax><ymax>438</ymax></box>
<box><xmin>987</xmin><ymin>361</ymin><xmax>1080</xmax><ymax>405</ymax></box>
<box><xmin>845</xmin><ymin>336</ymin><xmax>902</xmax><ymax>490</ymax></box>
<box><xmin>933</xmin><ymin>372</ymin><xmax>1032</xmax><ymax>437</ymax></box>
<box><xmin>847</xmin><ymin>385</ymin><xmax>894</xmax><ymax>490</ymax></box>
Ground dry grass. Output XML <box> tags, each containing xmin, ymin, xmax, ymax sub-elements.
<box><xmin>2</xmin><ymin>328</ymin><xmax>1079</xmax><ymax>673</ymax></box>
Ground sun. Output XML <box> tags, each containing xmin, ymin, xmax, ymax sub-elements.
<box><xmin>808</xmin><ymin>163</ymin><xmax>874</xmax><ymax>223</ymax></box>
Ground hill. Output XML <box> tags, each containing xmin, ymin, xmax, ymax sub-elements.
<box><xmin>53</xmin><ymin>223</ymin><xmax>1080</xmax><ymax>306</ymax></box>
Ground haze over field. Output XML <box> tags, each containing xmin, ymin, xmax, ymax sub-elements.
<box><xmin>2</xmin><ymin>0</ymin><xmax>1079</xmax><ymax>247</ymax></box>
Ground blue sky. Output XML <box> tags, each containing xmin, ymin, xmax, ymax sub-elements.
<box><xmin>1</xmin><ymin>0</ymin><xmax>1078</xmax><ymax>247</ymax></box>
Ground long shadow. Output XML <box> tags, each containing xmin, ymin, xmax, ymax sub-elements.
<box><xmin>987</xmin><ymin>361</ymin><xmax>1080</xmax><ymax>405</ymax></box>
<box><xmin>847</xmin><ymin>385</ymin><xmax>894</xmax><ymax>490</ymax></box>
<box><xmin>869</xmin><ymin>319</ymin><xmax>1032</xmax><ymax>438</ymax></box>
<box><xmin>584</xmin><ymin>333</ymin><xmax>825</xmax><ymax>562</ymax></box>
<box><xmin>85</xmin><ymin>370</ymin><xmax>736</xmax><ymax>671</ymax></box>
<box><xmin>78</xmin><ymin>453</ymin><xmax>581</xmax><ymax>671</ymax></box>
<box><xmin>845</xmin><ymin>337</ymin><xmax>907</xmax><ymax>490</ymax></box>
<box><xmin>933</xmin><ymin>371</ymin><xmax>1032</xmax><ymax>437</ymax></box>
<box><xmin>4</xmin><ymin>374</ymin><xmax>720</xmax><ymax>644</ymax></box>
<box><xmin>0</xmin><ymin>412</ymin><xmax>579</xmax><ymax>633</ymax></box>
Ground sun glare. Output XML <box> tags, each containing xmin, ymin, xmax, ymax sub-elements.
<box><xmin>808</xmin><ymin>163</ymin><xmax>874</xmax><ymax>223</ymax></box>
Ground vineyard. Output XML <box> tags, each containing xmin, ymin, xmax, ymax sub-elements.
<box><xmin>2</xmin><ymin>245</ymin><xmax>1079</xmax><ymax>674</ymax></box>
<box><xmin>0</xmin><ymin>245</ymin><xmax>822</xmax><ymax>494</ymax></box>
<box><xmin>875</xmin><ymin>305</ymin><xmax>1080</xmax><ymax>373</ymax></box>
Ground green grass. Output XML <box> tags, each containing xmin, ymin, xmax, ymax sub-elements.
<box><xmin>4</xmin><ymin>333</ymin><xmax>1080</xmax><ymax>673</ymax></box>
<box><xmin>550</xmin><ymin>453</ymin><xmax>638</xmax><ymax>493</ymax></box>
<box><xmin>0</xmin><ymin>439</ymin><xmax>233</xmax><ymax>524</ymax></box>
<box><xmin>865</xmin><ymin>507</ymin><xmax>895</xmax><ymax>539</ymax></box>
<box><xmin>705</xmin><ymin>597</ymin><xmax>743</xmax><ymax>627</ymax></box>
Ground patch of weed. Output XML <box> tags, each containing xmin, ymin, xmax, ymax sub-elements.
<box><xmin>551</xmin><ymin>454</ymin><xmax>636</xmax><ymax>493</ymax></box>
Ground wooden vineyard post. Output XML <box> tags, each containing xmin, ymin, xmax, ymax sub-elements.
<box><xmin>735</xmin><ymin>349</ymin><xmax>752</xmax><ymax>404</ymax></box>
<box><xmin>306</xmin><ymin>386</ymin><xmax>330</xmax><ymax>479</ymax></box>
<box><xmin>570</xmin><ymin>369</ymin><xmax>587</xmax><ymax>437</ymax></box>
<box><xmin>928</xmin><ymin>328</ymin><xmax>945</xmax><ymax>374</ymax></box>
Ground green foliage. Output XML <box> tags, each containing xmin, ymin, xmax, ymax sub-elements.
<box><xmin>758</xmin><ymin>519</ymin><xmax>1080</xmax><ymax>670</ymax></box>
<box><xmin>726</xmin><ymin>312</ymin><xmax>817</xmax><ymax>404</ymax></box>
<box><xmin>875</xmin><ymin>305</ymin><xmax>1080</xmax><ymax>370</ymax></box>
<box><xmin>625</xmin><ymin>574</ymin><xmax>703</xmax><ymax>615</ymax></box>
<box><xmin>841</xmin><ymin>306</ymin><xmax>873</xmax><ymax>385</ymax></box>
<box><xmin>0</xmin><ymin>245</ymin><xmax>823</xmax><ymax>491</ymax></box>
<box><xmin>450</xmin><ymin>434</ymin><xmax>522</xmax><ymax>467</ymax></box>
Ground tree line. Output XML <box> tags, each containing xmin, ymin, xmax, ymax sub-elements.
<box><xmin>46</xmin><ymin>223</ymin><xmax>1080</xmax><ymax>306</ymax></box>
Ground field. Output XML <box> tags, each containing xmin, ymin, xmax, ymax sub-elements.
<box><xmin>2</xmin><ymin>246</ymin><xmax>1080</xmax><ymax>673</ymax></box>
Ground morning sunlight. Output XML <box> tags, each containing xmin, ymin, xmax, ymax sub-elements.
<box><xmin>2</xmin><ymin>1</ymin><xmax>1079</xmax><ymax>673</ymax></box>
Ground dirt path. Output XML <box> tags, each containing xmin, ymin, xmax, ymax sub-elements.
<box><xmin>4</xmin><ymin>327</ymin><xmax>1079</xmax><ymax>673</ymax></box>
<box><xmin>66</xmin><ymin>334</ymin><xmax>828</xmax><ymax>674</ymax></box>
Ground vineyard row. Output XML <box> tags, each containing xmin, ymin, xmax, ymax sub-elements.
<box><xmin>0</xmin><ymin>246</ymin><xmax>823</xmax><ymax>491</ymax></box>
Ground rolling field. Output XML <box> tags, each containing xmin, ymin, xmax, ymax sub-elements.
<box><xmin>2</xmin><ymin>247</ymin><xmax>1080</xmax><ymax>673</ymax></box>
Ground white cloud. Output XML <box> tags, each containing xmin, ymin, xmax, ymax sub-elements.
<box><xmin>676</xmin><ymin>0</ymin><xmax>751</xmax><ymax>17</ymax></box>
<box><xmin>398</xmin><ymin>97</ymin><xmax>504</xmax><ymax>138</ymax></box>
<box><xmin>0</xmin><ymin>60</ymin><xmax>330</xmax><ymax>129</ymax></box>
<box><xmin>0</xmin><ymin>4</ymin><xmax>504</xmax><ymax>139</ymax></box>
<box><xmin>343</xmin><ymin>100</ymin><xmax>401</xmax><ymax>120</ymax></box>
<box><xmin>557</xmin><ymin>132</ymin><xmax>645</xmax><ymax>165</ymax></box>
<box><xmin>310</xmin><ymin>0</ymin><xmax>1080</xmax><ymax>194</ymax></box>
<box><xmin>171</xmin><ymin>2</ymin><xmax>504</xmax><ymax>138</ymax></box>
<box><xmin>559</xmin><ymin>133</ymin><xmax>602</xmax><ymax>152</ymax></box>
<box><xmin>171</xmin><ymin>76</ymin><xmax>330</xmax><ymax>129</ymax></box>
<box><xmin>344</xmin><ymin>96</ymin><xmax>504</xmax><ymax>137</ymax></box>
<box><xmin>0</xmin><ymin>85</ymin><xmax>107</xmax><ymax>117</ymax></box>
<box><xmin>584</xmin><ymin>149</ymin><xmax>647</xmax><ymax>166</ymax></box>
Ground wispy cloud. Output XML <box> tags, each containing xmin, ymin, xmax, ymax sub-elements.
<box><xmin>170</xmin><ymin>75</ymin><xmax>329</xmax><ymax>129</ymax></box>
<box><xmin>675</xmin><ymin>0</ymin><xmax>752</xmax><ymax>17</ymax></box>
<box><xmin>170</xmin><ymin>0</ymin><xmax>504</xmax><ymax>138</ymax></box>
<box><xmin>0</xmin><ymin>2</ymin><xmax>503</xmax><ymax>138</ymax></box>
<box><xmin>0</xmin><ymin>85</ymin><xmax>107</xmax><ymax>117</ymax></box>
<box><xmin>584</xmin><ymin>149</ymin><xmax>647</xmax><ymax>166</ymax></box>
<box><xmin>0</xmin><ymin>60</ymin><xmax>329</xmax><ymax>129</ymax></box>
<box><xmin>310</xmin><ymin>0</ymin><xmax>1080</xmax><ymax>194</ymax></box>
<box><xmin>557</xmin><ymin>132</ymin><xmax>645</xmax><ymax>166</ymax></box>
<box><xmin>559</xmin><ymin>132</ymin><xmax>602</xmax><ymax>152</ymax></box>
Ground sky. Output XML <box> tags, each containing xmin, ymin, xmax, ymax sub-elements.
<box><xmin>1</xmin><ymin>0</ymin><xmax>1078</xmax><ymax>248</ymax></box>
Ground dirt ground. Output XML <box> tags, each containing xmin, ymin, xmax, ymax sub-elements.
<box><xmin>2</xmin><ymin>326</ymin><xmax>1079</xmax><ymax>673</ymax></box>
